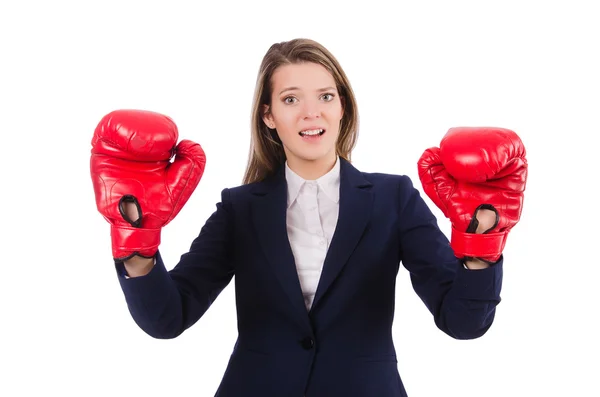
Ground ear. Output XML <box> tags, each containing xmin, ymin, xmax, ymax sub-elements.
<box><xmin>262</xmin><ymin>104</ymin><xmax>274</xmax><ymax>128</ymax></box>
<box><xmin>339</xmin><ymin>96</ymin><xmax>346</xmax><ymax>120</ymax></box>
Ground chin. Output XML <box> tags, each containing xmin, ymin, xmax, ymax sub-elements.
<box><xmin>298</xmin><ymin>150</ymin><xmax>335</xmax><ymax>162</ymax></box>
<box><xmin>285</xmin><ymin>142</ymin><xmax>337</xmax><ymax>164</ymax></box>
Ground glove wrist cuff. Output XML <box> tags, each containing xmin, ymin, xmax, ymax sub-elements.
<box><xmin>110</xmin><ymin>225</ymin><xmax>161</xmax><ymax>261</ymax></box>
<box><xmin>450</xmin><ymin>227</ymin><xmax>507</xmax><ymax>262</ymax></box>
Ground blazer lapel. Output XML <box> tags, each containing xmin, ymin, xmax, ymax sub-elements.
<box><xmin>250</xmin><ymin>167</ymin><xmax>311</xmax><ymax>329</ymax></box>
<box><xmin>310</xmin><ymin>159</ymin><xmax>373</xmax><ymax>311</ymax></box>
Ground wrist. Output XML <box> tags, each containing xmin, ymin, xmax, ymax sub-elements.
<box><xmin>463</xmin><ymin>258</ymin><xmax>491</xmax><ymax>270</ymax></box>
<box><xmin>123</xmin><ymin>256</ymin><xmax>156</xmax><ymax>277</ymax></box>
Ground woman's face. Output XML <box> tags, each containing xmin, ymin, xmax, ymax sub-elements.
<box><xmin>263</xmin><ymin>62</ymin><xmax>344</xmax><ymax>170</ymax></box>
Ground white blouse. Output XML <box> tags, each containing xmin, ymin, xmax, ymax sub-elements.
<box><xmin>285</xmin><ymin>157</ymin><xmax>340</xmax><ymax>310</ymax></box>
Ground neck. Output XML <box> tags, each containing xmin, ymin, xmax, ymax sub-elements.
<box><xmin>287</xmin><ymin>154</ymin><xmax>337</xmax><ymax>180</ymax></box>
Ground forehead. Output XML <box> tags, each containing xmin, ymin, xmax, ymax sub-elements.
<box><xmin>271</xmin><ymin>62</ymin><xmax>336</xmax><ymax>92</ymax></box>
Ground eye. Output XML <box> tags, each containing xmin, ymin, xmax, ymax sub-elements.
<box><xmin>283</xmin><ymin>96</ymin><xmax>297</xmax><ymax>104</ymax></box>
<box><xmin>321</xmin><ymin>93</ymin><xmax>335</xmax><ymax>102</ymax></box>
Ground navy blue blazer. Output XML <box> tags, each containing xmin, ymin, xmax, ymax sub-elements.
<box><xmin>116</xmin><ymin>158</ymin><xmax>503</xmax><ymax>396</ymax></box>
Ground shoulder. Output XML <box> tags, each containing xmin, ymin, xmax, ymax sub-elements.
<box><xmin>216</xmin><ymin>182</ymin><xmax>255</xmax><ymax>203</ymax></box>
<box><xmin>338</xmin><ymin>157</ymin><xmax>415</xmax><ymax>191</ymax></box>
<box><xmin>223</xmin><ymin>182</ymin><xmax>257</xmax><ymax>196</ymax></box>
<box><xmin>217</xmin><ymin>177</ymin><xmax>275</xmax><ymax>204</ymax></box>
<box><xmin>357</xmin><ymin>168</ymin><xmax>418</xmax><ymax>194</ymax></box>
<box><xmin>353</xmin><ymin>166</ymin><xmax>427</xmax><ymax>215</ymax></box>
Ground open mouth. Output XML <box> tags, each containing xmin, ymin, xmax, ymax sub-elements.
<box><xmin>299</xmin><ymin>128</ymin><xmax>325</xmax><ymax>137</ymax></box>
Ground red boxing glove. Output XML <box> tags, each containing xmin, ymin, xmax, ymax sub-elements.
<box><xmin>90</xmin><ymin>109</ymin><xmax>206</xmax><ymax>261</ymax></box>
<box><xmin>417</xmin><ymin>127</ymin><xmax>527</xmax><ymax>263</ymax></box>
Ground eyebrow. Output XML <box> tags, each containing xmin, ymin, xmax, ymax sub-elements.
<box><xmin>278</xmin><ymin>86</ymin><xmax>337</xmax><ymax>95</ymax></box>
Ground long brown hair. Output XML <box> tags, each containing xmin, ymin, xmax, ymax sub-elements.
<box><xmin>242</xmin><ymin>38</ymin><xmax>360</xmax><ymax>185</ymax></box>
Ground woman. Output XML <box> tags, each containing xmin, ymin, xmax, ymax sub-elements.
<box><xmin>90</xmin><ymin>38</ymin><xmax>527</xmax><ymax>396</ymax></box>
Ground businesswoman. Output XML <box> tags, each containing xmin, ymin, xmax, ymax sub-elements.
<box><xmin>90</xmin><ymin>38</ymin><xmax>527</xmax><ymax>396</ymax></box>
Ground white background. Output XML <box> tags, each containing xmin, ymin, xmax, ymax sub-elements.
<box><xmin>1</xmin><ymin>0</ymin><xmax>598</xmax><ymax>396</ymax></box>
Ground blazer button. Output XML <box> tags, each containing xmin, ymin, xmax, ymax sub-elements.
<box><xmin>300</xmin><ymin>337</ymin><xmax>315</xmax><ymax>350</ymax></box>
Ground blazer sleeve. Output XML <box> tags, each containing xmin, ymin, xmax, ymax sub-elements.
<box><xmin>115</xmin><ymin>188</ymin><xmax>236</xmax><ymax>339</ymax></box>
<box><xmin>397</xmin><ymin>176</ymin><xmax>503</xmax><ymax>340</ymax></box>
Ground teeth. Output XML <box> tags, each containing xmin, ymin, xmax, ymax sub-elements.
<box><xmin>300</xmin><ymin>129</ymin><xmax>324</xmax><ymax>136</ymax></box>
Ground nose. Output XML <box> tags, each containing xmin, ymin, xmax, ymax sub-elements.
<box><xmin>302</xmin><ymin>99</ymin><xmax>320</xmax><ymax>119</ymax></box>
